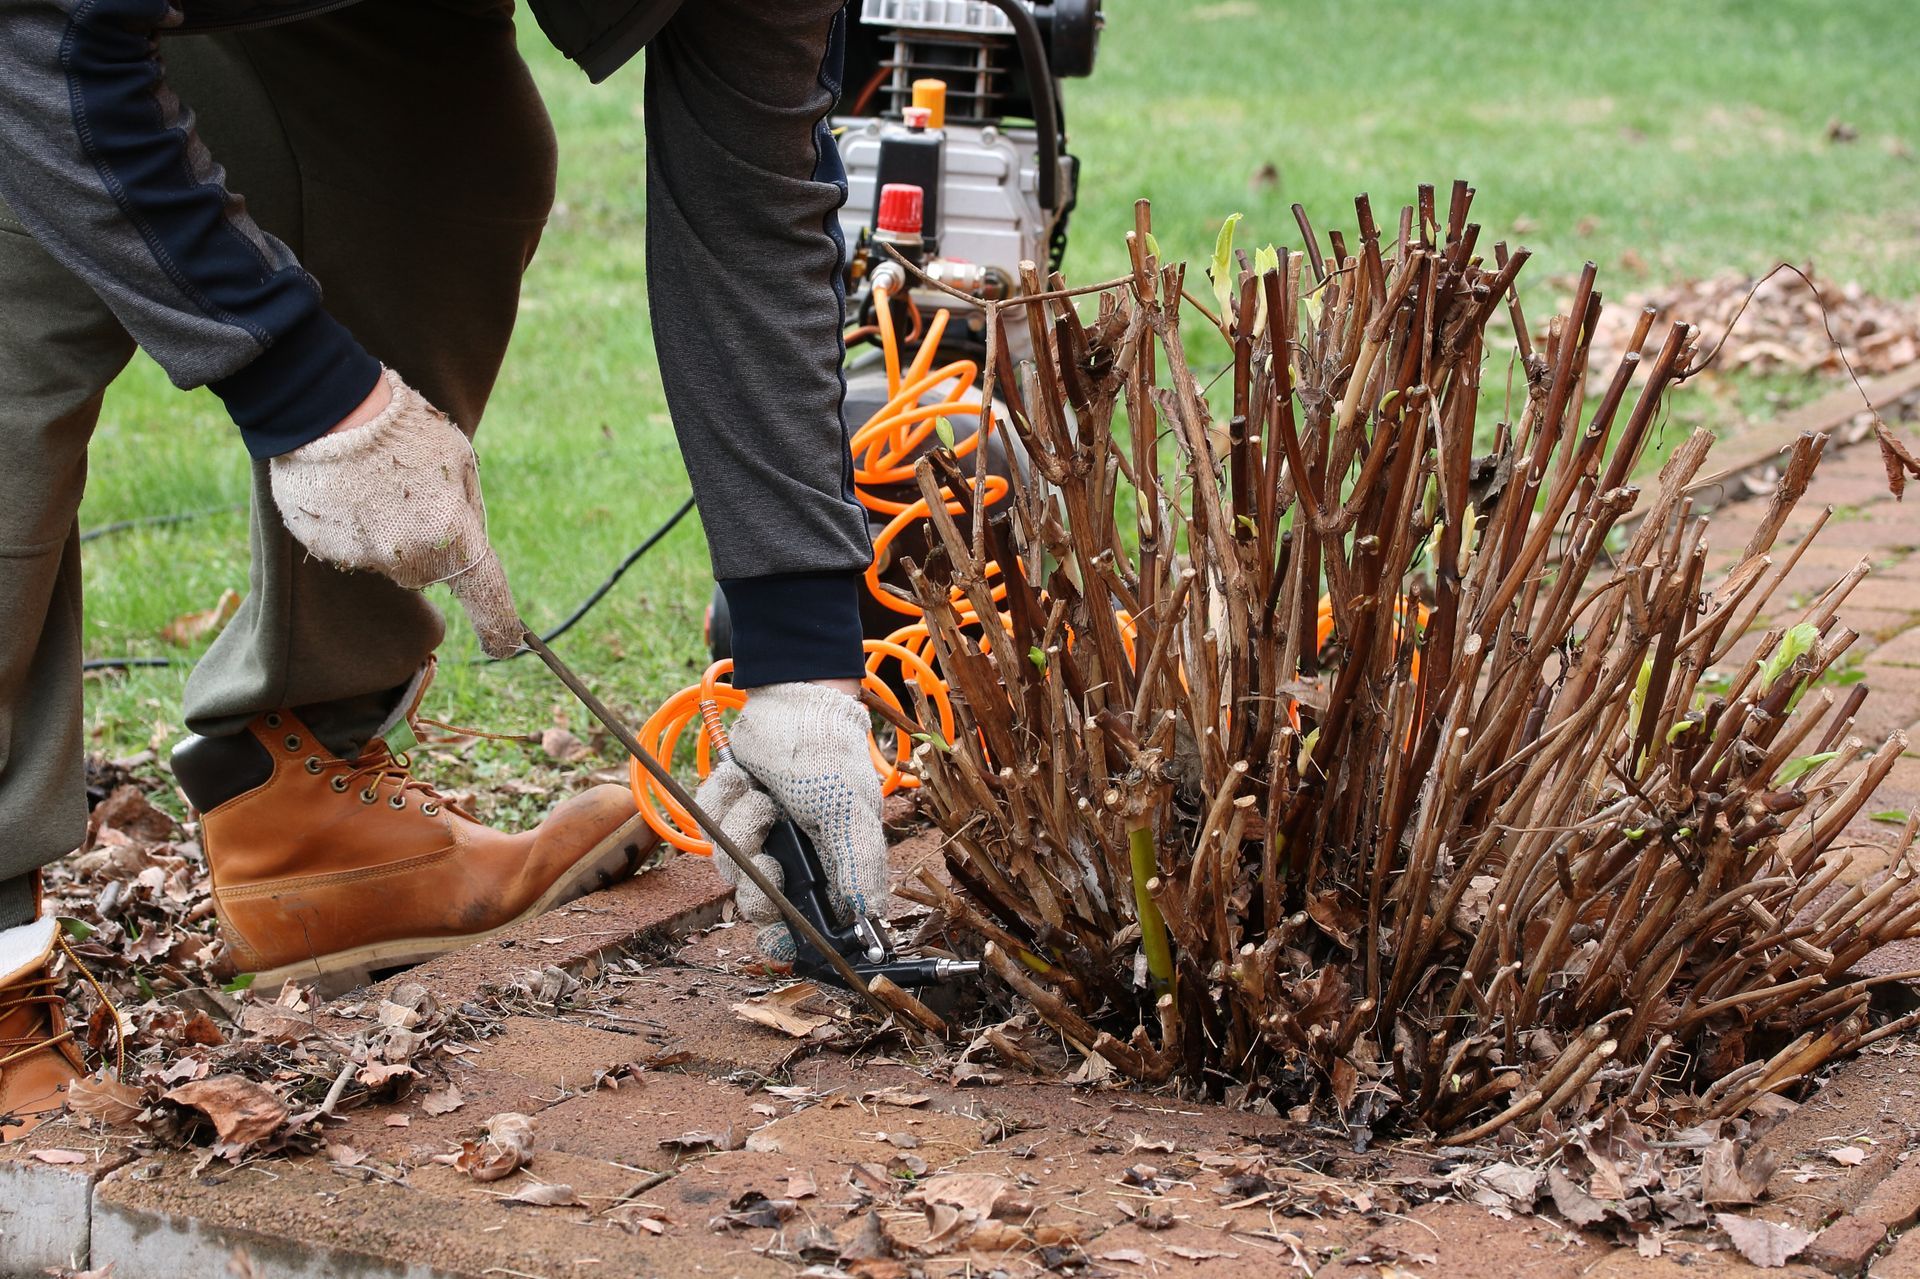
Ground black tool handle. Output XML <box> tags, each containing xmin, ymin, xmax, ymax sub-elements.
<box><xmin>758</xmin><ymin>817</ymin><xmax>867</xmax><ymax>970</ymax></box>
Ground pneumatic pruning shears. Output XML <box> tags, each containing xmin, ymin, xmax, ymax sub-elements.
<box><xmin>524</xmin><ymin>631</ymin><xmax>978</xmax><ymax>1001</ymax></box>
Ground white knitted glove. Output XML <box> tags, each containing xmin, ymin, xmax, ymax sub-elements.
<box><xmin>268</xmin><ymin>368</ymin><xmax>522</xmax><ymax>658</ymax></box>
<box><xmin>692</xmin><ymin>683</ymin><xmax>887</xmax><ymax>961</ymax></box>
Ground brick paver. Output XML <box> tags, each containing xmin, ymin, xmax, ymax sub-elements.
<box><xmin>1808</xmin><ymin>1214</ymin><xmax>1890</xmax><ymax>1275</ymax></box>
<box><xmin>1875</xmin><ymin>1227</ymin><xmax>1920</xmax><ymax>1277</ymax></box>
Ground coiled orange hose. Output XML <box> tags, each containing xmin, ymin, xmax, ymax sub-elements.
<box><xmin>632</xmin><ymin>641</ymin><xmax>955</xmax><ymax>855</ymax></box>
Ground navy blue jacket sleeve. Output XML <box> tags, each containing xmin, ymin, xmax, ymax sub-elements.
<box><xmin>0</xmin><ymin>0</ymin><xmax>380</xmax><ymax>457</ymax></box>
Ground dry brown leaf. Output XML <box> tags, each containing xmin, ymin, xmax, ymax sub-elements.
<box><xmin>1476</xmin><ymin>1161</ymin><xmax>1544</xmax><ymax>1207</ymax></box>
<box><xmin>1716</xmin><ymin>1213</ymin><xmax>1812</xmax><ymax>1268</ymax></box>
<box><xmin>355</xmin><ymin>1061</ymin><xmax>416</xmax><ymax>1089</ymax></box>
<box><xmin>839</xmin><ymin>1211</ymin><xmax>896</xmax><ymax>1262</ymax></box>
<box><xmin>1701</xmin><ymin>1138</ymin><xmax>1778</xmax><ymax>1206</ymax></box>
<box><xmin>959</xmin><ymin>1220</ymin><xmax>1085</xmax><ymax>1252</ymax></box>
<box><xmin>456</xmin><ymin>1112</ymin><xmax>536</xmax><ymax>1183</ymax></box>
<box><xmin>950</xmin><ymin>1062</ymin><xmax>1003</xmax><ymax>1087</ymax></box>
<box><xmin>87</xmin><ymin>784</ymin><xmax>177</xmax><ymax>845</ymax></box>
<box><xmin>181</xmin><ymin>1011</ymin><xmax>226</xmax><ymax>1047</ymax></box>
<box><xmin>1546</xmin><ymin>1167</ymin><xmax>1609</xmax><ymax>1227</ymax></box>
<box><xmin>863</xmin><ymin>1086</ymin><xmax>931</xmax><ymax>1108</ymax></box>
<box><xmin>161</xmin><ymin>589</ymin><xmax>241</xmax><ymax>647</ymax></box>
<box><xmin>660</xmin><ymin>1127</ymin><xmax>745</xmax><ymax>1153</ymax></box>
<box><xmin>607</xmin><ymin>1204</ymin><xmax>670</xmax><ymax>1235</ymax></box>
<box><xmin>164</xmin><ymin>1075</ymin><xmax>287</xmax><ymax>1148</ymax></box>
<box><xmin>1065</xmin><ymin>1050</ymin><xmax>1116</xmax><ymax>1085</ymax></box>
<box><xmin>1330</xmin><ymin>1058</ymin><xmax>1360</xmax><ymax>1111</ymax></box>
<box><xmin>235</xmin><ymin>1002</ymin><xmax>315</xmax><ymax>1043</ymax></box>
<box><xmin>67</xmin><ymin>1073</ymin><xmax>145</xmax><ymax>1127</ymax></box>
<box><xmin>506</xmin><ymin>1181</ymin><xmax>582</xmax><ymax>1207</ymax></box>
<box><xmin>1826</xmin><ymin>1146</ymin><xmax>1867</xmax><ymax>1167</ymax></box>
<box><xmin>1878</xmin><ymin>422</ymin><xmax>1920</xmax><ymax>499</ymax></box>
<box><xmin>539</xmin><ymin>727</ymin><xmax>591</xmax><ymax>763</ymax></box>
<box><xmin>785</xmin><ymin>1170</ymin><xmax>818</xmax><ymax>1200</ymax></box>
<box><xmin>420</xmin><ymin>1085</ymin><xmax>465</xmax><ymax>1116</ymax></box>
<box><xmin>30</xmin><ymin>1148</ymin><xmax>89</xmax><ymax>1164</ymax></box>
<box><xmin>909</xmin><ymin>1172</ymin><xmax>1012</xmax><ymax>1220</ymax></box>
<box><xmin>731</xmin><ymin>982</ymin><xmax>835</xmax><ymax>1038</ymax></box>
<box><xmin>848</xmin><ymin>1163</ymin><xmax>894</xmax><ymax>1195</ymax></box>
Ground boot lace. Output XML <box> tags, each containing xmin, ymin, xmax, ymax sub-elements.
<box><xmin>326</xmin><ymin>741</ymin><xmax>477</xmax><ymax>820</ymax></box>
<box><xmin>0</xmin><ymin>935</ymin><xmax>123</xmax><ymax>1080</ymax></box>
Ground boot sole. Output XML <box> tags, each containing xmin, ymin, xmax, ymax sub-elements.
<box><xmin>251</xmin><ymin>812</ymin><xmax>657</xmax><ymax>1000</ymax></box>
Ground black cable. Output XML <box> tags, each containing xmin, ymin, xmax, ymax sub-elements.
<box><xmin>490</xmin><ymin>494</ymin><xmax>697</xmax><ymax>661</ymax></box>
<box><xmin>81</xmin><ymin>494</ymin><xmax>699</xmax><ymax>673</ymax></box>
<box><xmin>982</xmin><ymin>0</ymin><xmax>1062</xmax><ymax>215</ymax></box>
<box><xmin>82</xmin><ymin>656</ymin><xmax>175</xmax><ymax>672</ymax></box>
<box><xmin>80</xmin><ymin>502</ymin><xmax>245</xmax><ymax>544</ymax></box>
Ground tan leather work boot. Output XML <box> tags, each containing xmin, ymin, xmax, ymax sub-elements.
<box><xmin>173</xmin><ymin>709</ymin><xmax>651</xmax><ymax>997</ymax></box>
<box><xmin>0</xmin><ymin>900</ymin><xmax>86</xmax><ymax>1142</ymax></box>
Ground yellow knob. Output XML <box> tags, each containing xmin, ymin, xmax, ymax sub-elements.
<box><xmin>911</xmin><ymin>78</ymin><xmax>947</xmax><ymax>130</ymax></box>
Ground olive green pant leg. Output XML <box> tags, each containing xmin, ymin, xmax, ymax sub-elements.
<box><xmin>175</xmin><ymin>0</ymin><xmax>558</xmax><ymax>754</ymax></box>
<box><xmin>0</xmin><ymin>201</ymin><xmax>136</xmax><ymax>895</ymax></box>
<box><xmin>0</xmin><ymin>0</ymin><xmax>551</xmax><ymax>909</ymax></box>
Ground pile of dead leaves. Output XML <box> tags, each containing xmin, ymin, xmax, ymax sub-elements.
<box><xmin>44</xmin><ymin>754</ymin><xmax>228</xmax><ymax>1061</ymax></box>
<box><xmin>59</xmin><ymin>960</ymin><xmax>493</xmax><ymax>1170</ymax></box>
<box><xmin>1580</xmin><ymin>265</ymin><xmax>1919</xmax><ymax>381</ymax></box>
<box><xmin>1456</xmin><ymin>1103</ymin><xmax>1821</xmax><ymax>1268</ymax></box>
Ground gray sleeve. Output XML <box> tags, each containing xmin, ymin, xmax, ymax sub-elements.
<box><xmin>644</xmin><ymin>0</ymin><xmax>873</xmax><ymax>686</ymax></box>
<box><xmin>0</xmin><ymin>0</ymin><xmax>380</xmax><ymax>456</ymax></box>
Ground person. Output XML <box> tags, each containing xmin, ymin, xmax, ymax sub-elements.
<box><xmin>0</xmin><ymin>0</ymin><xmax>885</xmax><ymax>1140</ymax></box>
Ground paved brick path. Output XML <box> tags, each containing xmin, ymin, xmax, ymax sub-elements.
<box><xmin>1698</xmin><ymin>434</ymin><xmax>1920</xmax><ymax>904</ymax></box>
<box><xmin>7</xmin><ymin>422</ymin><xmax>1920</xmax><ymax>1278</ymax></box>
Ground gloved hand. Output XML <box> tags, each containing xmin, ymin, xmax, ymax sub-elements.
<box><xmin>693</xmin><ymin>682</ymin><xmax>888</xmax><ymax>961</ymax></box>
<box><xmin>268</xmin><ymin>368</ymin><xmax>522</xmax><ymax>658</ymax></box>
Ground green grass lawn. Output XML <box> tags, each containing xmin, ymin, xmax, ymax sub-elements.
<box><xmin>76</xmin><ymin>0</ymin><xmax>1920</xmax><ymax>771</ymax></box>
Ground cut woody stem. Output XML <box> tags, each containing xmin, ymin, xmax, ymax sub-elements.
<box><xmin>866</xmin><ymin>183</ymin><xmax>1918</xmax><ymax>1137</ymax></box>
<box><xmin>1129</xmin><ymin>825</ymin><xmax>1175</xmax><ymax>994</ymax></box>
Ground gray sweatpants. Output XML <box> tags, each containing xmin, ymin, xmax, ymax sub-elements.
<box><xmin>0</xmin><ymin>0</ymin><xmax>869</xmax><ymax>922</ymax></box>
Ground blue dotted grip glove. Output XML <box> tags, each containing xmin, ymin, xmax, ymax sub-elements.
<box><xmin>691</xmin><ymin>683</ymin><xmax>888</xmax><ymax>961</ymax></box>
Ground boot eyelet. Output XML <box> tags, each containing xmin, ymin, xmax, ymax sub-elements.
<box><xmin>421</xmin><ymin>802</ymin><xmax>441</xmax><ymax>816</ymax></box>
<box><xmin>284</xmin><ymin>734</ymin><xmax>301</xmax><ymax>751</ymax></box>
<box><xmin>360</xmin><ymin>788</ymin><xmax>378</xmax><ymax>804</ymax></box>
<box><xmin>330</xmin><ymin>776</ymin><xmax>349</xmax><ymax>793</ymax></box>
<box><xmin>389</xmin><ymin>794</ymin><xmax>407</xmax><ymax>810</ymax></box>
<box><xmin>304</xmin><ymin>757</ymin><xmax>322</xmax><ymax>775</ymax></box>
<box><xmin>265</xmin><ymin>713</ymin><xmax>282</xmax><ymax>728</ymax></box>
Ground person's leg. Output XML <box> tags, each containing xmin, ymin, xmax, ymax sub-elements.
<box><xmin>175</xmin><ymin>0</ymin><xmax>558</xmax><ymax>756</ymax></box>
<box><xmin>0</xmin><ymin>877</ymin><xmax>32</xmax><ymax>929</ymax></box>
<box><xmin>155</xmin><ymin>2</ymin><xmax>647</xmax><ymax>995</ymax></box>
<box><xmin>0</xmin><ymin>196</ymin><xmax>134</xmax><ymax>1135</ymax></box>
<box><xmin>645</xmin><ymin>0</ymin><xmax>874</xmax><ymax>688</ymax></box>
<box><xmin>0</xmin><ymin>197</ymin><xmax>136</xmax><ymax>927</ymax></box>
